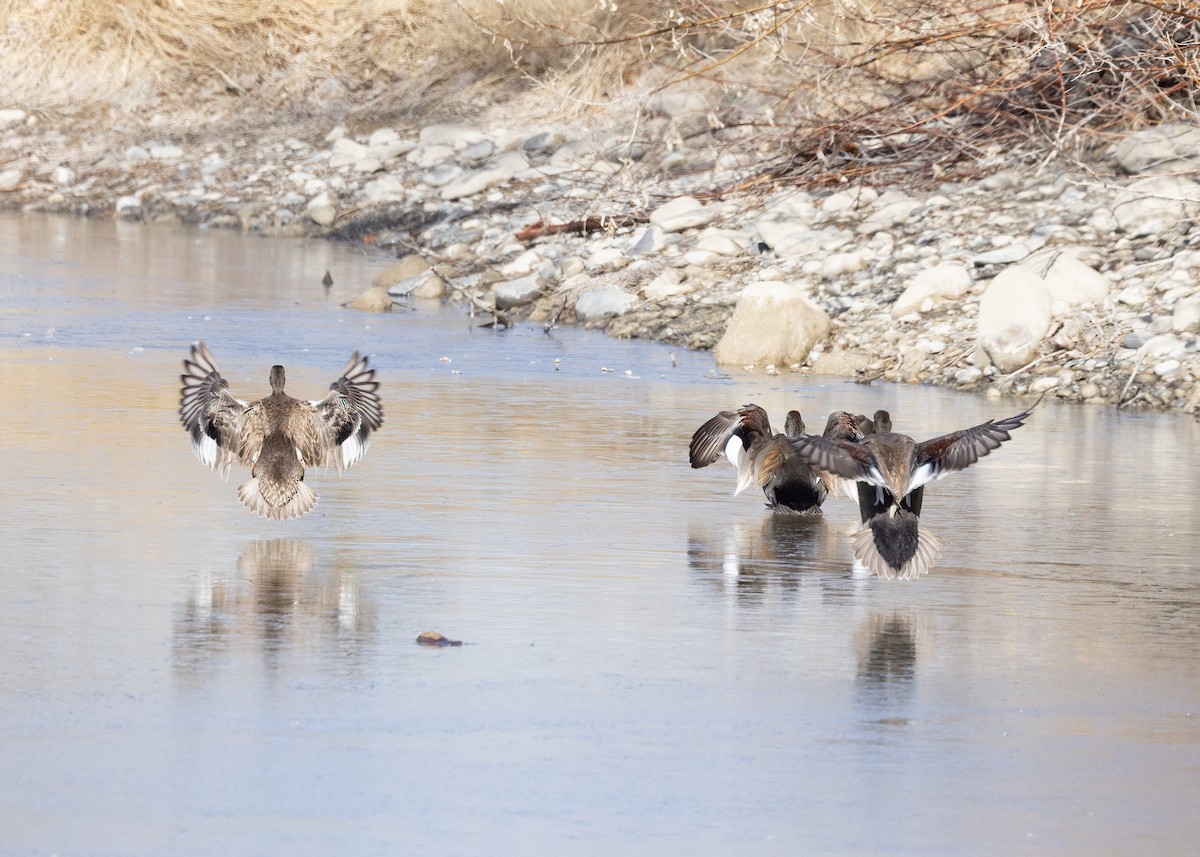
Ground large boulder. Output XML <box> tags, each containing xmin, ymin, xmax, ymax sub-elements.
<box><xmin>892</xmin><ymin>263</ymin><xmax>972</xmax><ymax>315</ymax></box>
<box><xmin>976</xmin><ymin>266</ymin><xmax>1053</xmax><ymax>372</ymax></box>
<box><xmin>1112</xmin><ymin>175</ymin><xmax>1200</xmax><ymax>236</ymax></box>
<box><xmin>714</xmin><ymin>281</ymin><xmax>831</xmax><ymax>366</ymax></box>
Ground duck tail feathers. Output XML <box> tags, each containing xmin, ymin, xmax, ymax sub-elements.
<box><xmin>237</xmin><ymin>478</ymin><xmax>317</xmax><ymax>521</ymax></box>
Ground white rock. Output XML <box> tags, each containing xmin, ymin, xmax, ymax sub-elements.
<box><xmin>820</xmin><ymin>187</ymin><xmax>878</xmax><ymax>216</ymax></box>
<box><xmin>1030</xmin><ymin>376</ymin><xmax>1061</xmax><ymax>393</ymax></box>
<box><xmin>642</xmin><ymin>269</ymin><xmax>695</xmax><ymax>299</ymax></box>
<box><xmin>306</xmin><ymin>192</ymin><xmax>337</xmax><ymax>226</ymax></box>
<box><xmin>1113</xmin><ymin>176</ymin><xmax>1200</xmax><ymax>235</ymax></box>
<box><xmin>575</xmin><ymin>285</ymin><xmax>637</xmax><ymax>321</ymax></box>
<box><xmin>973</xmin><ymin>244</ymin><xmax>1033</xmax><ymax>265</ymax></box>
<box><xmin>149</xmin><ymin>144</ymin><xmax>183</xmax><ymax>160</ymax></box>
<box><xmin>367</xmin><ymin>128</ymin><xmax>400</xmax><ymax>147</ymax></box>
<box><xmin>682</xmin><ymin>250</ymin><xmax>722</xmax><ymax>266</ymax></box>
<box><xmin>1155</xmin><ymin>358</ymin><xmax>1182</xmax><ymax>378</ymax></box>
<box><xmin>324</xmin><ymin>125</ymin><xmax>347</xmax><ymax>142</ymax></box>
<box><xmin>650</xmin><ymin>196</ymin><xmax>714</xmax><ymax>232</ymax></box>
<box><xmin>858</xmin><ymin>194</ymin><xmax>921</xmax><ymax>233</ymax></box>
<box><xmin>1117</xmin><ymin>285</ymin><xmax>1149</xmax><ymax>307</ymax></box>
<box><xmin>421</xmin><ymin>164</ymin><xmax>462</xmax><ymax>187</ymax></box>
<box><xmin>406</xmin><ymin>144</ymin><xmax>454</xmax><ymax>169</ymax></box>
<box><xmin>820</xmin><ymin>251</ymin><xmax>866</xmax><ymax>279</ymax></box>
<box><xmin>585</xmin><ymin>247</ymin><xmax>626</xmax><ymax>270</ymax></box>
<box><xmin>51</xmin><ymin>166</ymin><xmax>74</xmax><ymax>187</ymax></box>
<box><xmin>500</xmin><ymin>249</ymin><xmax>542</xmax><ymax>278</ymax></box>
<box><xmin>695</xmin><ymin>228</ymin><xmax>750</xmax><ymax>256</ymax></box>
<box><xmin>494</xmin><ymin>276</ymin><xmax>544</xmax><ymax>310</ymax></box>
<box><xmin>757</xmin><ymin>221</ymin><xmax>831</xmax><ymax>258</ymax></box>
<box><xmin>1172</xmin><ymin>297</ymin><xmax>1200</xmax><ymax>333</ymax></box>
<box><xmin>361</xmin><ymin>176</ymin><xmax>405</xmax><ymax>203</ymax></box>
<box><xmin>977</xmin><ymin>266</ymin><xmax>1053</xmax><ymax>370</ymax></box>
<box><xmin>1139</xmin><ymin>334</ymin><xmax>1185</xmax><ymax>359</ymax></box>
<box><xmin>955</xmin><ymin>366</ymin><xmax>983</xmax><ymax>385</ymax></box>
<box><xmin>115</xmin><ymin>195</ymin><xmax>142</xmax><ymax>216</ymax></box>
<box><xmin>124</xmin><ymin>146</ymin><xmax>150</xmax><ymax>164</ymax></box>
<box><xmin>419</xmin><ymin>123</ymin><xmax>488</xmax><ymax>148</ymax></box>
<box><xmin>1041</xmin><ymin>252</ymin><xmax>1109</xmax><ymax>309</ymax></box>
<box><xmin>893</xmin><ymin>263</ymin><xmax>971</xmax><ymax>315</ymax></box>
<box><xmin>714</xmin><ymin>281</ymin><xmax>831</xmax><ymax>366</ymax></box>
<box><xmin>0</xmin><ymin>168</ymin><xmax>22</xmax><ymax>191</ymax></box>
<box><xmin>369</xmin><ymin>142</ymin><xmax>415</xmax><ymax>162</ymax></box>
<box><xmin>353</xmin><ymin>157</ymin><xmax>382</xmax><ymax>174</ymax></box>
<box><xmin>0</xmin><ymin>108</ymin><xmax>27</xmax><ymax>128</ymax></box>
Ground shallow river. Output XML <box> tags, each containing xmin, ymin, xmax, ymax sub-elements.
<box><xmin>1</xmin><ymin>213</ymin><xmax>1199</xmax><ymax>855</ymax></box>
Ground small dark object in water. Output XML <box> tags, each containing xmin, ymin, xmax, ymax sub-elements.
<box><xmin>416</xmin><ymin>631</ymin><xmax>463</xmax><ymax>647</ymax></box>
<box><xmin>322</xmin><ymin>270</ymin><xmax>334</xmax><ymax>288</ymax></box>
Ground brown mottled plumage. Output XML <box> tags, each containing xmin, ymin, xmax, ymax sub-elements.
<box><xmin>179</xmin><ymin>342</ymin><xmax>383</xmax><ymax>521</ymax></box>
<box><xmin>689</xmin><ymin>406</ymin><xmax>860</xmax><ymax>514</ymax></box>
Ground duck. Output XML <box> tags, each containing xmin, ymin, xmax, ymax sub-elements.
<box><xmin>179</xmin><ymin>342</ymin><xmax>383</xmax><ymax>521</ymax></box>
<box><xmin>689</xmin><ymin>406</ymin><xmax>860</xmax><ymax>514</ymax></box>
<box><xmin>786</xmin><ymin>408</ymin><xmax>1032</xmax><ymax>579</ymax></box>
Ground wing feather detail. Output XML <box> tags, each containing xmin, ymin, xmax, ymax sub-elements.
<box><xmin>912</xmin><ymin>409</ymin><xmax>1032</xmax><ymax>484</ymax></box>
<box><xmin>313</xmin><ymin>351</ymin><xmax>384</xmax><ymax>471</ymax></box>
<box><xmin>179</xmin><ymin>341</ymin><xmax>247</xmax><ymax>477</ymax></box>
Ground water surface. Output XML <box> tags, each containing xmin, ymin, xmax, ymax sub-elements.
<box><xmin>2</xmin><ymin>213</ymin><xmax>1199</xmax><ymax>855</ymax></box>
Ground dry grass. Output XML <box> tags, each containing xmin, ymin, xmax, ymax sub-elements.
<box><xmin>0</xmin><ymin>0</ymin><xmax>1196</xmax><ymax>184</ymax></box>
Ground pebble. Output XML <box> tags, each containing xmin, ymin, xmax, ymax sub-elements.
<box><xmin>0</xmin><ymin>169</ymin><xmax>22</xmax><ymax>191</ymax></box>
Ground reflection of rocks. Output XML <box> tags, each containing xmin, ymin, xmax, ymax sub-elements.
<box><xmin>855</xmin><ymin>613</ymin><xmax>918</xmax><ymax>706</ymax></box>
<box><xmin>687</xmin><ymin>515</ymin><xmax>849</xmax><ymax>602</ymax></box>
<box><xmin>173</xmin><ymin>539</ymin><xmax>372</xmax><ymax>672</ymax></box>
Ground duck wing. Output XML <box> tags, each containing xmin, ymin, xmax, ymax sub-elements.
<box><xmin>909</xmin><ymin>408</ymin><xmax>1032</xmax><ymax>491</ymax></box>
<box><xmin>313</xmin><ymin>351</ymin><xmax>384</xmax><ymax>470</ymax></box>
<box><xmin>688</xmin><ymin>410</ymin><xmax>742</xmax><ymax>468</ymax></box>
<box><xmin>179</xmin><ymin>341</ymin><xmax>248</xmax><ymax>477</ymax></box>
<box><xmin>786</xmin><ymin>435</ymin><xmax>885</xmax><ymax>485</ymax></box>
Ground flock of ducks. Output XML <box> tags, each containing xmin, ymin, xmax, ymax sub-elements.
<box><xmin>689</xmin><ymin>402</ymin><xmax>1031</xmax><ymax>579</ymax></box>
<box><xmin>177</xmin><ymin>343</ymin><xmax>1030</xmax><ymax>581</ymax></box>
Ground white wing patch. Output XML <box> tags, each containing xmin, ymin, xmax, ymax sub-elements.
<box><xmin>904</xmin><ymin>461</ymin><xmax>939</xmax><ymax>495</ymax></box>
<box><xmin>194</xmin><ymin>432</ymin><xmax>218</xmax><ymax>468</ymax></box>
<box><xmin>341</xmin><ymin>432</ymin><xmax>369</xmax><ymax>469</ymax></box>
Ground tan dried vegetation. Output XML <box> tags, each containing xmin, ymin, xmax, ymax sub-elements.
<box><xmin>0</xmin><ymin>0</ymin><xmax>1196</xmax><ymax>183</ymax></box>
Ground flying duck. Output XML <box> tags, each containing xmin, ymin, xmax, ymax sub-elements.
<box><xmin>179</xmin><ymin>342</ymin><xmax>383</xmax><ymax>521</ymax></box>
<box><xmin>787</xmin><ymin>408</ymin><xmax>1031</xmax><ymax>579</ymax></box>
<box><xmin>688</xmin><ymin>406</ymin><xmax>860</xmax><ymax>514</ymax></box>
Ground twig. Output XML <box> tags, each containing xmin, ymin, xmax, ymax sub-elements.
<box><xmin>1118</xmin><ymin>351</ymin><xmax>1146</xmax><ymax>409</ymax></box>
<box><xmin>994</xmin><ymin>349</ymin><xmax>1067</xmax><ymax>390</ymax></box>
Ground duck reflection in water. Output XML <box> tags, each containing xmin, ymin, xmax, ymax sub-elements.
<box><xmin>855</xmin><ymin>613</ymin><xmax>920</xmax><ymax>712</ymax></box>
<box><xmin>687</xmin><ymin>515</ymin><xmax>849</xmax><ymax>603</ymax></box>
<box><xmin>173</xmin><ymin>539</ymin><xmax>371</xmax><ymax>673</ymax></box>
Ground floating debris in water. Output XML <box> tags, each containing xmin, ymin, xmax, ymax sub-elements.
<box><xmin>322</xmin><ymin>269</ymin><xmax>333</xmax><ymax>288</ymax></box>
<box><xmin>416</xmin><ymin>631</ymin><xmax>463</xmax><ymax>647</ymax></box>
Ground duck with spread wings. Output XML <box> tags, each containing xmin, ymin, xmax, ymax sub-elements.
<box><xmin>786</xmin><ymin>409</ymin><xmax>1031</xmax><ymax>579</ymax></box>
<box><xmin>179</xmin><ymin>342</ymin><xmax>383</xmax><ymax>521</ymax></box>
<box><xmin>688</xmin><ymin>405</ymin><xmax>861</xmax><ymax>514</ymax></box>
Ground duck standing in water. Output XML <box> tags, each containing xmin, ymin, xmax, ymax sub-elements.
<box><xmin>179</xmin><ymin>342</ymin><xmax>383</xmax><ymax>521</ymax></box>
<box><xmin>787</xmin><ymin>408</ymin><xmax>1031</xmax><ymax>579</ymax></box>
<box><xmin>688</xmin><ymin>406</ymin><xmax>860</xmax><ymax>514</ymax></box>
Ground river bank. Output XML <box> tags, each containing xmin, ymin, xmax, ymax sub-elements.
<box><xmin>3</xmin><ymin>101</ymin><xmax>1200</xmax><ymax>413</ymax></box>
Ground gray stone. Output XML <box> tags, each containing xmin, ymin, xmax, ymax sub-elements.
<box><xmin>893</xmin><ymin>263</ymin><xmax>971</xmax><ymax>315</ymax></box>
<box><xmin>649</xmin><ymin>196</ymin><xmax>714</xmax><ymax>232</ymax></box>
<box><xmin>440</xmin><ymin>151</ymin><xmax>527</xmax><ymax>200</ymax></box>
<box><xmin>713</xmin><ymin>281</ymin><xmax>831</xmax><ymax>366</ymax></box>
<box><xmin>1113</xmin><ymin>176</ymin><xmax>1200</xmax><ymax>235</ymax></box>
<box><xmin>411</xmin><ymin>274</ymin><xmax>447</xmax><ymax>300</ymax></box>
<box><xmin>628</xmin><ymin>225</ymin><xmax>667</xmax><ymax>255</ymax></box>
<box><xmin>421</xmin><ymin>164</ymin><xmax>463</xmax><ymax>187</ymax></box>
<box><xmin>494</xmin><ymin>275</ymin><xmax>544</xmax><ymax>309</ymax></box>
<box><xmin>461</xmin><ymin>140</ymin><xmax>496</xmax><ymax>162</ymax></box>
<box><xmin>1113</xmin><ymin>124</ymin><xmax>1200</xmax><ymax>174</ymax></box>
<box><xmin>575</xmin><ymin>285</ymin><xmax>638</xmax><ymax>321</ymax></box>
<box><xmin>973</xmin><ymin>243</ymin><xmax>1034</xmax><ymax>266</ymax></box>
<box><xmin>642</xmin><ymin>269</ymin><xmax>695</xmax><ymax>299</ymax></box>
<box><xmin>522</xmin><ymin>130</ymin><xmax>567</xmax><ymax>153</ymax></box>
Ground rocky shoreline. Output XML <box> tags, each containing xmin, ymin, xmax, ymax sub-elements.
<box><xmin>4</xmin><ymin>104</ymin><xmax>1200</xmax><ymax>414</ymax></box>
